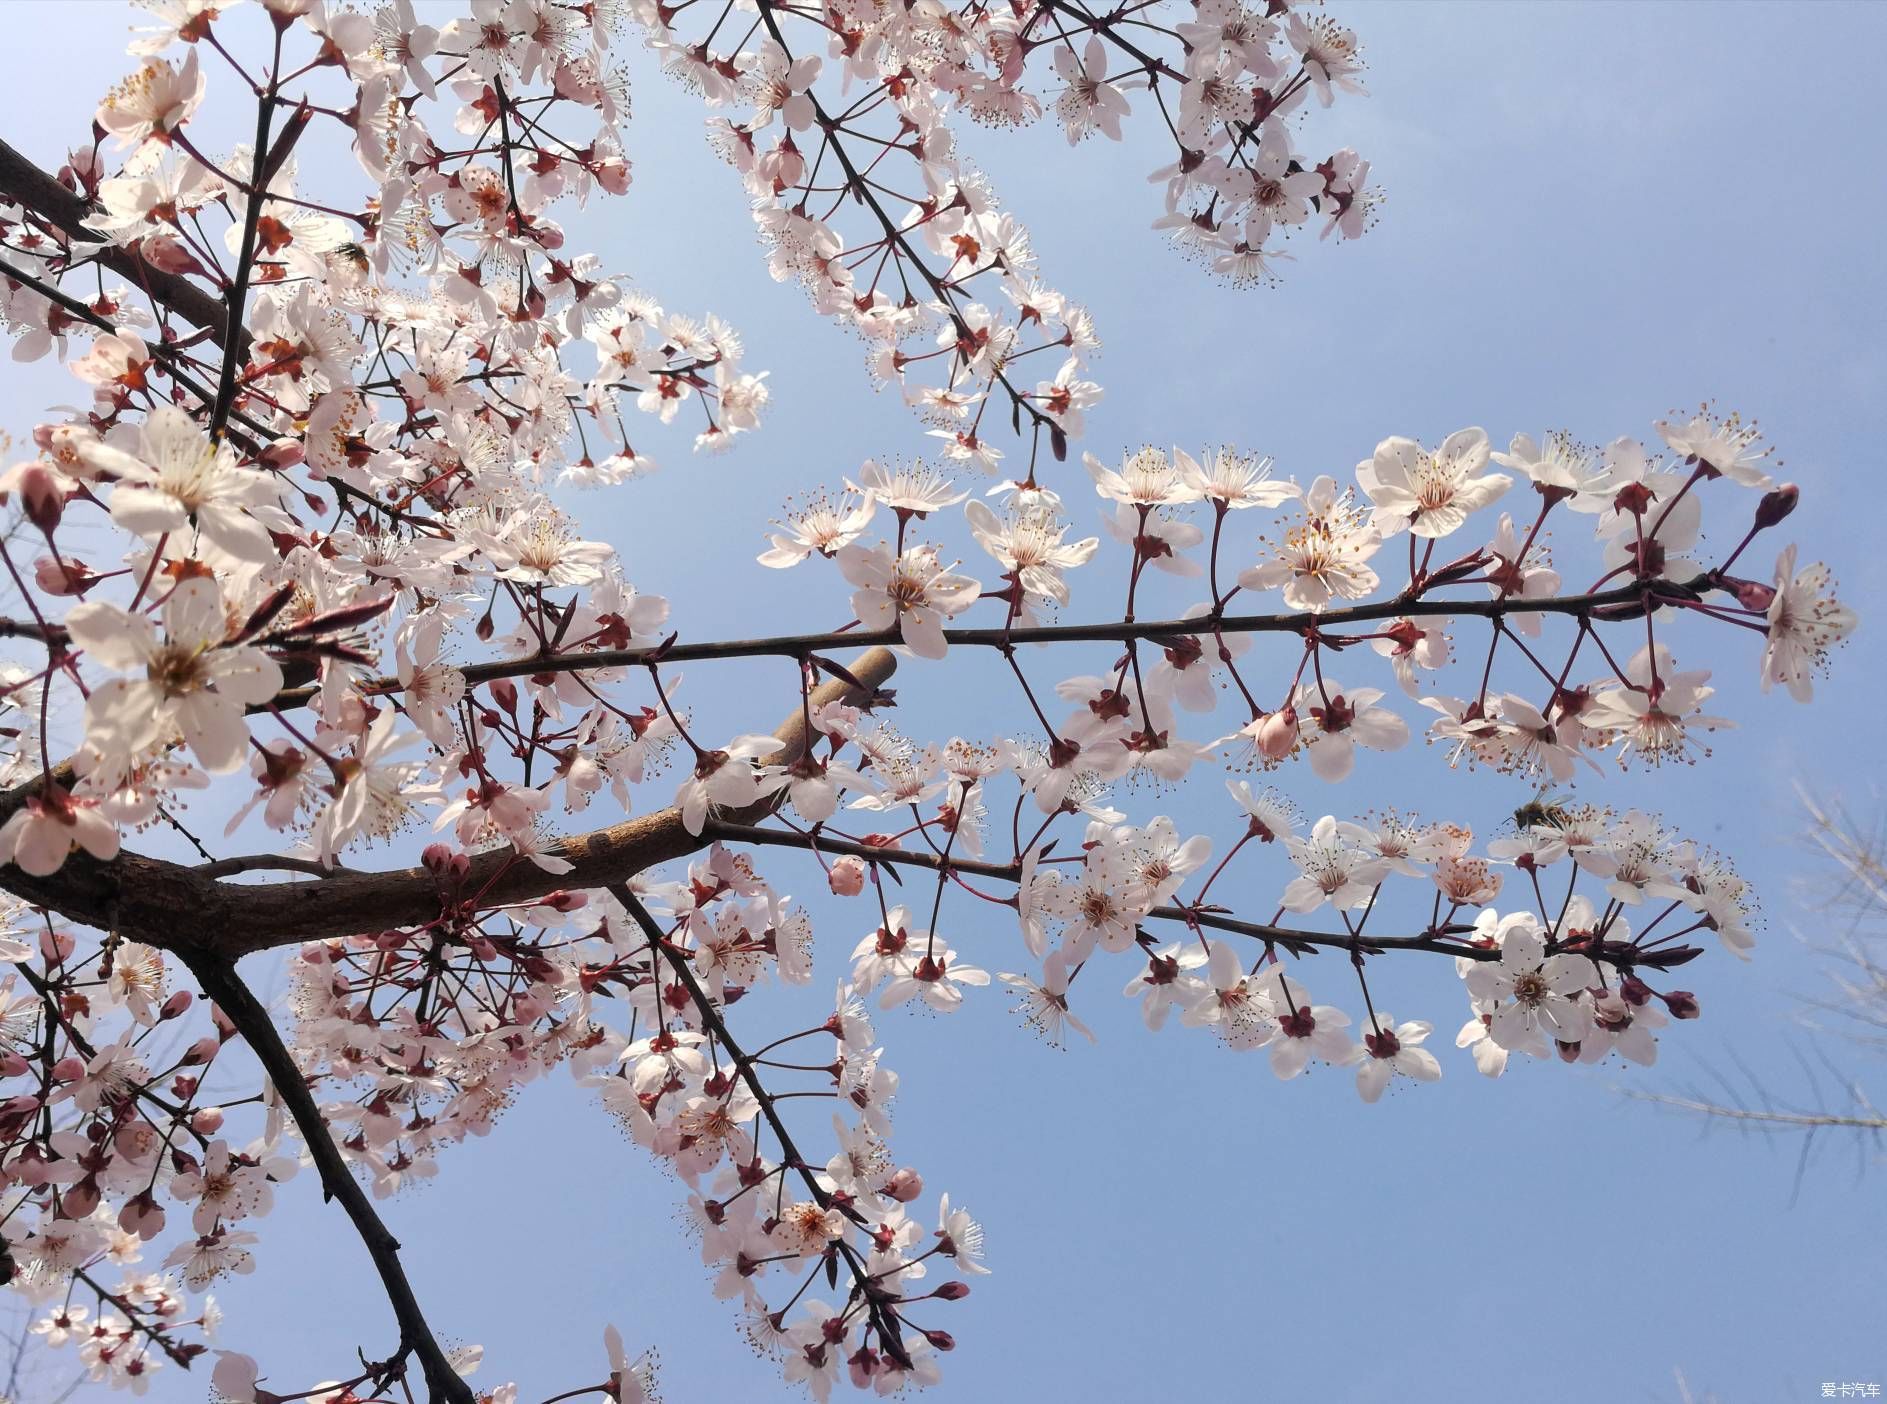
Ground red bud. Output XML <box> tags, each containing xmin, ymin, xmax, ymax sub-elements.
<box><xmin>1754</xmin><ymin>483</ymin><xmax>1798</xmax><ymax>529</ymax></box>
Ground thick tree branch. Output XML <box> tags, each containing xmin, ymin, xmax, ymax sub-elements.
<box><xmin>0</xmin><ymin>254</ymin><xmax>235</xmax><ymax>424</ymax></box>
<box><xmin>0</xmin><ymin>649</ymin><xmax>897</xmax><ymax>958</ymax></box>
<box><xmin>0</xmin><ymin>137</ymin><xmax>244</xmax><ymax>350</ymax></box>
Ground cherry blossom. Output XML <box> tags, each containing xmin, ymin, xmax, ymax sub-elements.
<box><xmin>1760</xmin><ymin>545</ymin><xmax>1857</xmax><ymax>701</ymax></box>
<box><xmin>1461</xmin><ymin>914</ymin><xmax>1598</xmax><ymax>1050</ymax></box>
<box><xmin>1354</xmin><ymin>1014</ymin><xmax>1442</xmax><ymax>1102</ymax></box>
<box><xmin>1356</xmin><ymin>428</ymin><xmax>1510</xmax><ymax>539</ymax></box>
<box><xmin>0</xmin><ymin>2</ymin><xmax>1856</xmax><ymax>1397</ymax></box>
<box><xmin>837</xmin><ymin>543</ymin><xmax>981</xmax><ymax>659</ymax></box>
<box><xmin>68</xmin><ymin>579</ymin><xmax>284</xmax><ymax>775</ymax></box>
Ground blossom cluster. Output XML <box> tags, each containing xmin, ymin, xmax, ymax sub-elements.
<box><xmin>0</xmin><ymin>0</ymin><xmax>1858</xmax><ymax>1400</ymax></box>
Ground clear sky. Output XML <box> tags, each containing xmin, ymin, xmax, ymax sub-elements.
<box><xmin>4</xmin><ymin>3</ymin><xmax>1885</xmax><ymax>1402</ymax></box>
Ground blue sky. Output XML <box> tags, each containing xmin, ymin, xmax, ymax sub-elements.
<box><xmin>4</xmin><ymin>3</ymin><xmax>1886</xmax><ymax>1401</ymax></box>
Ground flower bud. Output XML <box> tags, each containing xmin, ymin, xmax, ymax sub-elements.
<box><xmin>595</xmin><ymin>158</ymin><xmax>631</xmax><ymax>195</ymax></box>
<box><xmin>139</xmin><ymin>234</ymin><xmax>209</xmax><ymax>278</ymax></box>
<box><xmin>933</xmin><ymin>1280</ymin><xmax>971</xmax><ymax>1300</ymax></box>
<box><xmin>1255</xmin><ymin>706</ymin><xmax>1299</xmax><ymax>760</ymax></box>
<box><xmin>489</xmin><ymin>678</ymin><xmax>518</xmax><ymax>713</ymax></box>
<box><xmin>50</xmin><ymin>1056</ymin><xmax>83</xmax><ymax>1083</ymax></box>
<box><xmin>1732</xmin><ymin>579</ymin><xmax>1777</xmax><ymax>612</ymax></box>
<box><xmin>1661</xmin><ymin>990</ymin><xmax>1700</xmax><ymax>1020</ymax></box>
<box><xmin>159</xmin><ymin>990</ymin><xmax>193</xmax><ymax>1021</ymax></box>
<box><xmin>119</xmin><ymin>1190</ymin><xmax>166</xmax><ymax>1241</ymax></box>
<box><xmin>14</xmin><ymin>464</ymin><xmax>63</xmax><ymax>535</ymax></box>
<box><xmin>60</xmin><ymin>1179</ymin><xmax>99</xmax><ymax>1219</ymax></box>
<box><xmin>260</xmin><ymin>437</ymin><xmax>305</xmax><ymax>470</ymax></box>
<box><xmin>884</xmin><ymin>1166</ymin><xmax>924</xmax><ymax>1202</ymax></box>
<box><xmin>1753</xmin><ymin>483</ymin><xmax>1798</xmax><ymax>529</ymax></box>
<box><xmin>828</xmin><ymin>856</ymin><xmax>867</xmax><ymax>897</ymax></box>
<box><xmin>34</xmin><ymin>555</ymin><xmax>93</xmax><ymax>595</ymax></box>
<box><xmin>181</xmin><ymin>1037</ymin><xmax>222</xmax><ymax>1066</ymax></box>
<box><xmin>847</xmin><ymin>1346</ymin><xmax>880</xmax><ymax>1387</ymax></box>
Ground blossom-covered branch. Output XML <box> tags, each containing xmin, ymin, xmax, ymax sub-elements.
<box><xmin>0</xmin><ymin>1</ymin><xmax>1858</xmax><ymax>1400</ymax></box>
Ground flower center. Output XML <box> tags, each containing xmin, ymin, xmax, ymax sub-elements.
<box><xmin>147</xmin><ymin>643</ymin><xmax>210</xmax><ymax>699</ymax></box>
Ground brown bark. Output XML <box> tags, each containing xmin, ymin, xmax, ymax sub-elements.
<box><xmin>0</xmin><ymin>137</ymin><xmax>243</xmax><ymax>350</ymax></box>
<box><xmin>0</xmin><ymin>648</ymin><xmax>897</xmax><ymax>961</ymax></box>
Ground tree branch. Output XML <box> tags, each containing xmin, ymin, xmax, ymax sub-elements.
<box><xmin>0</xmin><ymin>137</ymin><xmax>244</xmax><ymax>350</ymax></box>
<box><xmin>178</xmin><ymin>950</ymin><xmax>474</xmax><ymax>1404</ymax></box>
<box><xmin>704</xmin><ymin>820</ymin><xmax>1501</xmax><ymax>961</ymax></box>
<box><xmin>611</xmin><ymin>884</ymin><xmax>913</xmax><ymax>1370</ymax></box>
<box><xmin>0</xmin><ymin>650</ymin><xmax>897</xmax><ymax>959</ymax></box>
<box><xmin>262</xmin><ymin>576</ymin><xmax>1705</xmax><ymax>714</ymax></box>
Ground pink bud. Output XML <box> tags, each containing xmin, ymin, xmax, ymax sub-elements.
<box><xmin>192</xmin><ymin>1106</ymin><xmax>225</xmax><ymax>1135</ymax></box>
<box><xmin>50</xmin><ymin>1057</ymin><xmax>84</xmax><ymax>1083</ymax></box>
<box><xmin>181</xmin><ymin>1037</ymin><xmax>222</xmax><ymax>1066</ymax></box>
<box><xmin>0</xmin><ymin>1053</ymin><xmax>27</xmax><ymax>1078</ymax></box>
<box><xmin>1662</xmin><ymin>990</ymin><xmax>1700</xmax><ymax>1020</ymax></box>
<box><xmin>119</xmin><ymin>1190</ymin><xmax>165</xmax><ymax>1240</ymax></box>
<box><xmin>884</xmin><ymin>1166</ymin><xmax>924</xmax><ymax>1202</ymax></box>
<box><xmin>595</xmin><ymin>159</ymin><xmax>631</xmax><ymax>195</ymax></box>
<box><xmin>34</xmin><ymin>555</ymin><xmax>93</xmax><ymax>595</ymax></box>
<box><xmin>489</xmin><ymin>678</ymin><xmax>518</xmax><ymax>713</ymax></box>
<box><xmin>14</xmin><ymin>464</ymin><xmax>63</xmax><ymax>535</ymax></box>
<box><xmin>60</xmin><ymin>1179</ymin><xmax>99</xmax><ymax>1219</ymax></box>
<box><xmin>159</xmin><ymin>990</ymin><xmax>193</xmax><ymax>1021</ymax></box>
<box><xmin>828</xmin><ymin>856</ymin><xmax>867</xmax><ymax>897</ymax></box>
<box><xmin>139</xmin><ymin>234</ymin><xmax>209</xmax><ymax>278</ymax></box>
<box><xmin>933</xmin><ymin>1280</ymin><xmax>971</xmax><ymax>1300</ymax></box>
<box><xmin>260</xmin><ymin>437</ymin><xmax>305</xmax><ymax>470</ymax></box>
<box><xmin>1733</xmin><ymin>579</ymin><xmax>1777</xmax><ymax>612</ymax></box>
<box><xmin>1255</xmin><ymin>706</ymin><xmax>1299</xmax><ymax>760</ymax></box>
